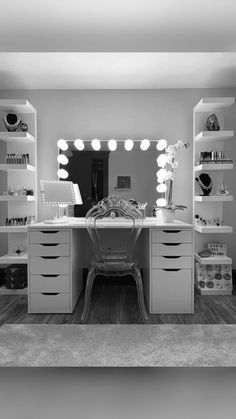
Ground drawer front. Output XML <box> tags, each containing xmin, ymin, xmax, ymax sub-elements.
<box><xmin>151</xmin><ymin>229</ymin><xmax>192</xmax><ymax>243</ymax></box>
<box><xmin>30</xmin><ymin>230</ymin><xmax>70</xmax><ymax>244</ymax></box>
<box><xmin>151</xmin><ymin>269</ymin><xmax>192</xmax><ymax>313</ymax></box>
<box><xmin>30</xmin><ymin>243</ymin><xmax>70</xmax><ymax>257</ymax></box>
<box><xmin>152</xmin><ymin>256</ymin><xmax>192</xmax><ymax>269</ymax></box>
<box><xmin>29</xmin><ymin>292</ymin><xmax>70</xmax><ymax>313</ymax></box>
<box><xmin>30</xmin><ymin>274</ymin><xmax>70</xmax><ymax>293</ymax></box>
<box><xmin>29</xmin><ymin>256</ymin><xmax>70</xmax><ymax>274</ymax></box>
<box><xmin>152</xmin><ymin>243</ymin><xmax>192</xmax><ymax>256</ymax></box>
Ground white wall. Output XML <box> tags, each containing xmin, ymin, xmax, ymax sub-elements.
<box><xmin>0</xmin><ymin>88</ymin><xmax>236</xmax><ymax>265</ymax></box>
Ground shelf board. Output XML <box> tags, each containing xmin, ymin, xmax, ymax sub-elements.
<box><xmin>0</xmin><ymin>132</ymin><xmax>35</xmax><ymax>143</ymax></box>
<box><xmin>195</xmin><ymin>253</ymin><xmax>232</xmax><ymax>265</ymax></box>
<box><xmin>194</xmin><ymin>163</ymin><xmax>234</xmax><ymax>172</ymax></box>
<box><xmin>0</xmin><ymin>287</ymin><xmax>28</xmax><ymax>295</ymax></box>
<box><xmin>194</xmin><ymin>130</ymin><xmax>234</xmax><ymax>143</ymax></box>
<box><xmin>194</xmin><ymin>195</ymin><xmax>233</xmax><ymax>202</ymax></box>
<box><xmin>194</xmin><ymin>225</ymin><xmax>233</xmax><ymax>234</ymax></box>
<box><xmin>0</xmin><ymin>99</ymin><xmax>36</xmax><ymax>114</ymax></box>
<box><xmin>0</xmin><ymin>195</ymin><xmax>35</xmax><ymax>202</ymax></box>
<box><xmin>0</xmin><ymin>226</ymin><xmax>27</xmax><ymax>233</ymax></box>
<box><xmin>0</xmin><ymin>163</ymin><xmax>35</xmax><ymax>171</ymax></box>
<box><xmin>194</xmin><ymin>97</ymin><xmax>235</xmax><ymax>112</ymax></box>
<box><xmin>0</xmin><ymin>252</ymin><xmax>28</xmax><ymax>264</ymax></box>
<box><xmin>197</xmin><ymin>288</ymin><xmax>232</xmax><ymax>296</ymax></box>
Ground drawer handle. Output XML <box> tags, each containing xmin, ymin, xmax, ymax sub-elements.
<box><xmin>162</xmin><ymin>243</ymin><xmax>181</xmax><ymax>246</ymax></box>
<box><xmin>41</xmin><ymin>256</ymin><xmax>59</xmax><ymax>259</ymax></box>
<box><xmin>40</xmin><ymin>231</ymin><xmax>59</xmax><ymax>234</ymax></box>
<box><xmin>163</xmin><ymin>256</ymin><xmax>181</xmax><ymax>259</ymax></box>
<box><xmin>163</xmin><ymin>230</ymin><xmax>181</xmax><ymax>233</ymax></box>
<box><xmin>41</xmin><ymin>293</ymin><xmax>59</xmax><ymax>296</ymax></box>
<box><xmin>40</xmin><ymin>243</ymin><xmax>59</xmax><ymax>247</ymax></box>
<box><xmin>162</xmin><ymin>269</ymin><xmax>181</xmax><ymax>272</ymax></box>
<box><xmin>41</xmin><ymin>274</ymin><xmax>59</xmax><ymax>277</ymax></box>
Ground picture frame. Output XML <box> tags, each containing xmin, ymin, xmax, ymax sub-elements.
<box><xmin>116</xmin><ymin>176</ymin><xmax>131</xmax><ymax>189</ymax></box>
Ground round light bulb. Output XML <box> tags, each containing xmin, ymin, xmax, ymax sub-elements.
<box><xmin>57</xmin><ymin>154</ymin><xmax>69</xmax><ymax>165</ymax></box>
<box><xmin>74</xmin><ymin>139</ymin><xmax>84</xmax><ymax>151</ymax></box>
<box><xmin>156</xmin><ymin>168</ymin><xmax>167</xmax><ymax>178</ymax></box>
<box><xmin>57</xmin><ymin>139</ymin><xmax>68</xmax><ymax>151</ymax></box>
<box><xmin>156</xmin><ymin>198</ymin><xmax>167</xmax><ymax>207</ymax></box>
<box><xmin>124</xmin><ymin>139</ymin><xmax>134</xmax><ymax>151</ymax></box>
<box><xmin>91</xmin><ymin>139</ymin><xmax>101</xmax><ymax>151</ymax></box>
<box><xmin>140</xmin><ymin>139</ymin><xmax>150</xmax><ymax>151</ymax></box>
<box><xmin>156</xmin><ymin>183</ymin><xmax>167</xmax><ymax>193</ymax></box>
<box><xmin>156</xmin><ymin>153</ymin><xmax>167</xmax><ymax>168</ymax></box>
<box><xmin>108</xmin><ymin>139</ymin><xmax>117</xmax><ymax>151</ymax></box>
<box><xmin>156</xmin><ymin>139</ymin><xmax>167</xmax><ymax>151</ymax></box>
<box><xmin>57</xmin><ymin>169</ymin><xmax>69</xmax><ymax>179</ymax></box>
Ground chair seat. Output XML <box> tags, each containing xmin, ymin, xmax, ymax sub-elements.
<box><xmin>95</xmin><ymin>261</ymin><xmax>135</xmax><ymax>274</ymax></box>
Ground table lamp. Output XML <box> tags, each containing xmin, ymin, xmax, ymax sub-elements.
<box><xmin>40</xmin><ymin>180</ymin><xmax>83</xmax><ymax>224</ymax></box>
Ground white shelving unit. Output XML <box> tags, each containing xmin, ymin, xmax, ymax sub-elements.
<box><xmin>0</xmin><ymin>164</ymin><xmax>36</xmax><ymax>171</ymax></box>
<box><xmin>0</xmin><ymin>132</ymin><xmax>35</xmax><ymax>143</ymax></box>
<box><xmin>0</xmin><ymin>195</ymin><xmax>35</xmax><ymax>202</ymax></box>
<box><xmin>194</xmin><ymin>195</ymin><xmax>233</xmax><ymax>202</ymax></box>
<box><xmin>193</xmin><ymin>97</ymin><xmax>234</xmax><ymax>295</ymax></box>
<box><xmin>195</xmin><ymin>253</ymin><xmax>232</xmax><ymax>265</ymax></box>
<box><xmin>0</xmin><ymin>99</ymin><xmax>37</xmax><ymax>295</ymax></box>
<box><xmin>194</xmin><ymin>163</ymin><xmax>234</xmax><ymax>172</ymax></box>
<box><xmin>194</xmin><ymin>225</ymin><xmax>233</xmax><ymax>234</ymax></box>
<box><xmin>194</xmin><ymin>130</ymin><xmax>234</xmax><ymax>143</ymax></box>
<box><xmin>0</xmin><ymin>226</ymin><xmax>28</xmax><ymax>233</ymax></box>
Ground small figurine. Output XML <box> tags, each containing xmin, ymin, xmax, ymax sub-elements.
<box><xmin>206</xmin><ymin>113</ymin><xmax>220</xmax><ymax>131</ymax></box>
<box><xmin>20</xmin><ymin>122</ymin><xmax>28</xmax><ymax>132</ymax></box>
<box><xmin>217</xmin><ymin>181</ymin><xmax>230</xmax><ymax>195</ymax></box>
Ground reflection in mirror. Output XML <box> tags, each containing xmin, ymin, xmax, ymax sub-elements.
<box><xmin>58</xmin><ymin>141</ymin><xmax>161</xmax><ymax>217</ymax></box>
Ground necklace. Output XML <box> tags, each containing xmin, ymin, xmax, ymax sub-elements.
<box><xmin>196</xmin><ymin>176</ymin><xmax>213</xmax><ymax>191</ymax></box>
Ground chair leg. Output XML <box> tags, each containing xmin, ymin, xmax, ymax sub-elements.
<box><xmin>81</xmin><ymin>266</ymin><xmax>97</xmax><ymax>323</ymax></box>
<box><xmin>132</xmin><ymin>266</ymin><xmax>149</xmax><ymax>324</ymax></box>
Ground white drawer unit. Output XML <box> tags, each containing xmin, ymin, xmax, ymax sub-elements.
<box><xmin>151</xmin><ymin>269</ymin><xmax>192</xmax><ymax>313</ymax></box>
<box><xmin>30</xmin><ymin>256</ymin><xmax>70</xmax><ymax>275</ymax></box>
<box><xmin>29</xmin><ymin>292</ymin><xmax>70</xmax><ymax>313</ymax></box>
<box><xmin>143</xmin><ymin>227</ymin><xmax>193</xmax><ymax>314</ymax></box>
<box><xmin>30</xmin><ymin>274</ymin><xmax>70</xmax><ymax>293</ymax></box>
<box><xmin>152</xmin><ymin>256</ymin><xmax>192</xmax><ymax>269</ymax></box>
<box><xmin>152</xmin><ymin>243</ymin><xmax>192</xmax><ymax>256</ymax></box>
<box><xmin>29</xmin><ymin>230</ymin><xmax>70</xmax><ymax>244</ymax></box>
<box><xmin>151</xmin><ymin>229</ymin><xmax>192</xmax><ymax>243</ymax></box>
<box><xmin>28</xmin><ymin>227</ymin><xmax>83</xmax><ymax>314</ymax></box>
<box><xmin>30</xmin><ymin>243</ymin><xmax>70</xmax><ymax>257</ymax></box>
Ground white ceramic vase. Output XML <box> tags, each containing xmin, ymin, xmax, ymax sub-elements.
<box><xmin>159</xmin><ymin>208</ymin><xmax>175</xmax><ymax>223</ymax></box>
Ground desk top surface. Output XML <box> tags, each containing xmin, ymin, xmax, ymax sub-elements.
<box><xmin>29</xmin><ymin>217</ymin><xmax>193</xmax><ymax>230</ymax></box>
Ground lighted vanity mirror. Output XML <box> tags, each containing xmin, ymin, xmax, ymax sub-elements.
<box><xmin>40</xmin><ymin>180</ymin><xmax>76</xmax><ymax>205</ymax></box>
<box><xmin>57</xmin><ymin>140</ymin><xmax>161</xmax><ymax>217</ymax></box>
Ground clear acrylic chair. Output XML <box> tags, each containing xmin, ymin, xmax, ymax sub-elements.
<box><xmin>81</xmin><ymin>195</ymin><xmax>149</xmax><ymax>323</ymax></box>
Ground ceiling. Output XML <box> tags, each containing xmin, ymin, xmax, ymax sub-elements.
<box><xmin>1</xmin><ymin>53</ymin><xmax>236</xmax><ymax>89</ymax></box>
<box><xmin>0</xmin><ymin>1</ymin><xmax>236</xmax><ymax>89</ymax></box>
<box><xmin>1</xmin><ymin>0</ymin><xmax>236</xmax><ymax>52</ymax></box>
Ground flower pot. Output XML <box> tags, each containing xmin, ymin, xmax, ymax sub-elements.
<box><xmin>158</xmin><ymin>208</ymin><xmax>176</xmax><ymax>223</ymax></box>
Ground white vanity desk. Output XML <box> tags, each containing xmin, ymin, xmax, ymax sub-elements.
<box><xmin>27</xmin><ymin>218</ymin><xmax>194</xmax><ymax>315</ymax></box>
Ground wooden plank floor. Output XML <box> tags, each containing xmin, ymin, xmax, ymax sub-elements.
<box><xmin>0</xmin><ymin>281</ymin><xmax>236</xmax><ymax>324</ymax></box>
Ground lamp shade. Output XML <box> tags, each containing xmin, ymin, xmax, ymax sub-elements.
<box><xmin>73</xmin><ymin>183</ymin><xmax>83</xmax><ymax>205</ymax></box>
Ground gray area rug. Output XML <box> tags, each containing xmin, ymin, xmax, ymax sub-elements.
<box><xmin>0</xmin><ymin>324</ymin><xmax>235</xmax><ymax>367</ymax></box>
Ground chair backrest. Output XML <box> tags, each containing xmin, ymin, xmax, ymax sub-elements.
<box><xmin>86</xmin><ymin>195</ymin><xmax>143</xmax><ymax>264</ymax></box>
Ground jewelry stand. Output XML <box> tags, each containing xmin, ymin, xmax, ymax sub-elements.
<box><xmin>195</xmin><ymin>173</ymin><xmax>213</xmax><ymax>196</ymax></box>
